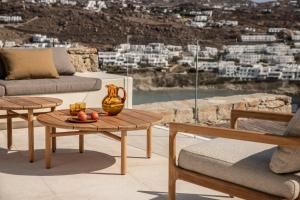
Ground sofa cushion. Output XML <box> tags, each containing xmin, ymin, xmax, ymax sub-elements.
<box><xmin>178</xmin><ymin>138</ymin><xmax>300</xmax><ymax>200</ymax></box>
<box><xmin>270</xmin><ymin>109</ymin><xmax>300</xmax><ymax>174</ymax></box>
<box><xmin>52</xmin><ymin>47</ymin><xmax>76</xmax><ymax>75</ymax></box>
<box><xmin>0</xmin><ymin>48</ymin><xmax>59</xmax><ymax>80</ymax></box>
<box><xmin>53</xmin><ymin>76</ymin><xmax>101</xmax><ymax>93</ymax></box>
<box><xmin>0</xmin><ymin>76</ymin><xmax>101</xmax><ymax>96</ymax></box>
<box><xmin>0</xmin><ymin>85</ymin><xmax>5</xmax><ymax>97</ymax></box>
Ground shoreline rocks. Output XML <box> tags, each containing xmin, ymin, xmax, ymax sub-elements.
<box><xmin>133</xmin><ymin>93</ymin><xmax>292</xmax><ymax>125</ymax></box>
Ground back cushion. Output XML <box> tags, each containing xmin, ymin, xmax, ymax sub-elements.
<box><xmin>270</xmin><ymin>109</ymin><xmax>300</xmax><ymax>173</ymax></box>
<box><xmin>0</xmin><ymin>48</ymin><xmax>59</xmax><ymax>80</ymax></box>
<box><xmin>52</xmin><ymin>47</ymin><xmax>75</xmax><ymax>75</ymax></box>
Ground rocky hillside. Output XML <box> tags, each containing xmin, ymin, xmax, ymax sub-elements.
<box><xmin>0</xmin><ymin>0</ymin><xmax>299</xmax><ymax>49</ymax></box>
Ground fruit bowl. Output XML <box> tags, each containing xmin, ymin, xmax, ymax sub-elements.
<box><xmin>66</xmin><ymin>111</ymin><xmax>100</xmax><ymax>123</ymax></box>
<box><xmin>66</xmin><ymin>117</ymin><xmax>97</xmax><ymax>123</ymax></box>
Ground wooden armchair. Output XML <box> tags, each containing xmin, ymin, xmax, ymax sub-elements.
<box><xmin>169</xmin><ymin>110</ymin><xmax>300</xmax><ymax>200</ymax></box>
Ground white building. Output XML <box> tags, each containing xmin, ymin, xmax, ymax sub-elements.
<box><xmin>265</xmin><ymin>55</ymin><xmax>295</xmax><ymax>64</ymax></box>
<box><xmin>294</xmin><ymin>43</ymin><xmax>300</xmax><ymax>48</ymax></box>
<box><xmin>239</xmin><ymin>54</ymin><xmax>262</xmax><ymax>64</ymax></box>
<box><xmin>32</xmin><ymin>34</ymin><xmax>59</xmax><ymax>44</ymax></box>
<box><xmin>292</xmin><ymin>34</ymin><xmax>300</xmax><ymax>41</ymax></box>
<box><xmin>99</xmin><ymin>52</ymin><xmax>120</xmax><ymax>65</ymax></box>
<box><xmin>194</xmin><ymin>15</ymin><xmax>208</xmax><ymax>22</ymax></box>
<box><xmin>265</xmin><ymin>44</ymin><xmax>290</xmax><ymax>55</ymax></box>
<box><xmin>268</xmin><ymin>28</ymin><xmax>286</xmax><ymax>33</ymax></box>
<box><xmin>219</xmin><ymin>65</ymin><xmax>262</xmax><ymax>80</ymax></box>
<box><xmin>198</xmin><ymin>62</ymin><xmax>219</xmax><ymax>71</ymax></box>
<box><xmin>224</xmin><ymin>44</ymin><xmax>267</xmax><ymax>54</ymax></box>
<box><xmin>190</xmin><ymin>10</ymin><xmax>213</xmax><ymax>17</ymax></box>
<box><xmin>267</xmin><ymin>69</ymin><xmax>282</xmax><ymax>79</ymax></box>
<box><xmin>99</xmin><ymin>43</ymin><xmax>175</xmax><ymax>68</ymax></box>
<box><xmin>281</xmin><ymin>65</ymin><xmax>300</xmax><ymax>80</ymax></box>
<box><xmin>188</xmin><ymin>21</ymin><xmax>206</xmax><ymax>28</ymax></box>
<box><xmin>177</xmin><ymin>56</ymin><xmax>194</xmax><ymax>66</ymax></box>
<box><xmin>39</xmin><ymin>0</ymin><xmax>57</xmax><ymax>4</ymax></box>
<box><xmin>0</xmin><ymin>16</ymin><xmax>22</xmax><ymax>23</ymax></box>
<box><xmin>85</xmin><ymin>1</ymin><xmax>107</xmax><ymax>12</ymax></box>
<box><xmin>23</xmin><ymin>43</ymin><xmax>49</xmax><ymax>48</ymax></box>
<box><xmin>60</xmin><ymin>0</ymin><xmax>77</xmax><ymax>5</ymax></box>
<box><xmin>4</xmin><ymin>41</ymin><xmax>16</xmax><ymax>47</ymax></box>
<box><xmin>187</xmin><ymin>45</ymin><xmax>200</xmax><ymax>56</ymax></box>
<box><xmin>241</xmin><ymin>35</ymin><xmax>276</xmax><ymax>42</ymax></box>
<box><xmin>217</xmin><ymin>20</ymin><xmax>238</xmax><ymax>27</ymax></box>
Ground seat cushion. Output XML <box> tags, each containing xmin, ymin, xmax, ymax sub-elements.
<box><xmin>0</xmin><ymin>48</ymin><xmax>59</xmax><ymax>80</ymax></box>
<box><xmin>178</xmin><ymin>138</ymin><xmax>300</xmax><ymax>200</ymax></box>
<box><xmin>270</xmin><ymin>109</ymin><xmax>300</xmax><ymax>174</ymax></box>
<box><xmin>0</xmin><ymin>76</ymin><xmax>101</xmax><ymax>96</ymax></box>
<box><xmin>52</xmin><ymin>47</ymin><xmax>76</xmax><ymax>75</ymax></box>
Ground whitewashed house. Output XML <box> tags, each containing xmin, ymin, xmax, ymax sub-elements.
<box><xmin>219</xmin><ymin>65</ymin><xmax>262</xmax><ymax>80</ymax></box>
<box><xmin>268</xmin><ymin>28</ymin><xmax>286</xmax><ymax>33</ymax></box>
<box><xmin>189</xmin><ymin>21</ymin><xmax>206</xmax><ymax>28</ymax></box>
<box><xmin>239</xmin><ymin>54</ymin><xmax>262</xmax><ymax>64</ymax></box>
<box><xmin>0</xmin><ymin>16</ymin><xmax>22</xmax><ymax>23</ymax></box>
<box><xmin>281</xmin><ymin>65</ymin><xmax>300</xmax><ymax>80</ymax></box>
<box><xmin>177</xmin><ymin>56</ymin><xmax>194</xmax><ymax>66</ymax></box>
<box><xmin>98</xmin><ymin>52</ymin><xmax>120</xmax><ymax>66</ymax></box>
<box><xmin>241</xmin><ymin>35</ymin><xmax>276</xmax><ymax>42</ymax></box>
<box><xmin>4</xmin><ymin>41</ymin><xmax>16</xmax><ymax>47</ymax></box>
<box><xmin>194</xmin><ymin>15</ymin><xmax>208</xmax><ymax>22</ymax></box>
<box><xmin>292</xmin><ymin>34</ymin><xmax>300</xmax><ymax>41</ymax></box>
<box><xmin>265</xmin><ymin>44</ymin><xmax>291</xmax><ymax>55</ymax></box>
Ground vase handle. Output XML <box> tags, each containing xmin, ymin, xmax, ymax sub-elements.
<box><xmin>118</xmin><ymin>87</ymin><xmax>127</xmax><ymax>103</ymax></box>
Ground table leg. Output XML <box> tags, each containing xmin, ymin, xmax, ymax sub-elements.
<box><xmin>28</xmin><ymin>109</ymin><xmax>34</xmax><ymax>162</ymax></box>
<box><xmin>147</xmin><ymin>127</ymin><xmax>152</xmax><ymax>158</ymax></box>
<box><xmin>7</xmin><ymin>110</ymin><xmax>12</xmax><ymax>150</ymax></box>
<box><xmin>51</xmin><ymin>107</ymin><xmax>56</xmax><ymax>153</ymax></box>
<box><xmin>45</xmin><ymin>126</ymin><xmax>52</xmax><ymax>169</ymax></box>
<box><xmin>79</xmin><ymin>135</ymin><xmax>84</xmax><ymax>153</ymax></box>
<box><xmin>52</xmin><ymin>128</ymin><xmax>56</xmax><ymax>153</ymax></box>
<box><xmin>121</xmin><ymin>130</ymin><xmax>127</xmax><ymax>175</ymax></box>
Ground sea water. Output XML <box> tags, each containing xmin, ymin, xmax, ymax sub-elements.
<box><xmin>133</xmin><ymin>88</ymin><xmax>299</xmax><ymax>111</ymax></box>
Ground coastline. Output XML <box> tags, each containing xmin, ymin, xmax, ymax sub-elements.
<box><xmin>133</xmin><ymin>82</ymin><xmax>300</xmax><ymax>96</ymax></box>
<box><xmin>130</xmin><ymin>71</ymin><xmax>300</xmax><ymax>95</ymax></box>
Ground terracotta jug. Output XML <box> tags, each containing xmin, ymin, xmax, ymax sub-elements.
<box><xmin>102</xmin><ymin>84</ymin><xmax>126</xmax><ymax>116</ymax></box>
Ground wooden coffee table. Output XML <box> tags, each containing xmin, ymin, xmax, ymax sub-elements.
<box><xmin>37</xmin><ymin>108</ymin><xmax>163</xmax><ymax>175</ymax></box>
<box><xmin>0</xmin><ymin>96</ymin><xmax>63</xmax><ymax>162</ymax></box>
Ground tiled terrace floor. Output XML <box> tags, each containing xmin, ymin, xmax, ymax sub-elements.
<box><xmin>0</xmin><ymin>125</ymin><xmax>240</xmax><ymax>200</ymax></box>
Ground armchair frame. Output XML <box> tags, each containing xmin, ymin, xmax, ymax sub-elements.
<box><xmin>169</xmin><ymin>109</ymin><xmax>299</xmax><ymax>200</ymax></box>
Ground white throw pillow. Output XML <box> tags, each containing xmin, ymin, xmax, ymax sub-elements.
<box><xmin>270</xmin><ymin>109</ymin><xmax>300</xmax><ymax>174</ymax></box>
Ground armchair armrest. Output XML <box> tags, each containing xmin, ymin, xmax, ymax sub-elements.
<box><xmin>169</xmin><ymin>122</ymin><xmax>300</xmax><ymax>147</ymax></box>
<box><xmin>230</xmin><ymin>109</ymin><xmax>294</xmax><ymax>129</ymax></box>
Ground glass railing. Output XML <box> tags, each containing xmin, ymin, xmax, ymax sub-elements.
<box><xmin>100</xmin><ymin>41</ymin><xmax>300</xmax><ymax>125</ymax></box>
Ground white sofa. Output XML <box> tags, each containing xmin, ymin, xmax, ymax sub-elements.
<box><xmin>0</xmin><ymin>71</ymin><xmax>133</xmax><ymax>129</ymax></box>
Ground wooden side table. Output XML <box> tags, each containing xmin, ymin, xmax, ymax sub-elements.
<box><xmin>0</xmin><ymin>97</ymin><xmax>63</xmax><ymax>162</ymax></box>
<box><xmin>37</xmin><ymin>108</ymin><xmax>163</xmax><ymax>175</ymax></box>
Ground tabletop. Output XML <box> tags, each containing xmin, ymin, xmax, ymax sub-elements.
<box><xmin>37</xmin><ymin>108</ymin><xmax>163</xmax><ymax>131</ymax></box>
<box><xmin>0</xmin><ymin>97</ymin><xmax>63</xmax><ymax>110</ymax></box>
